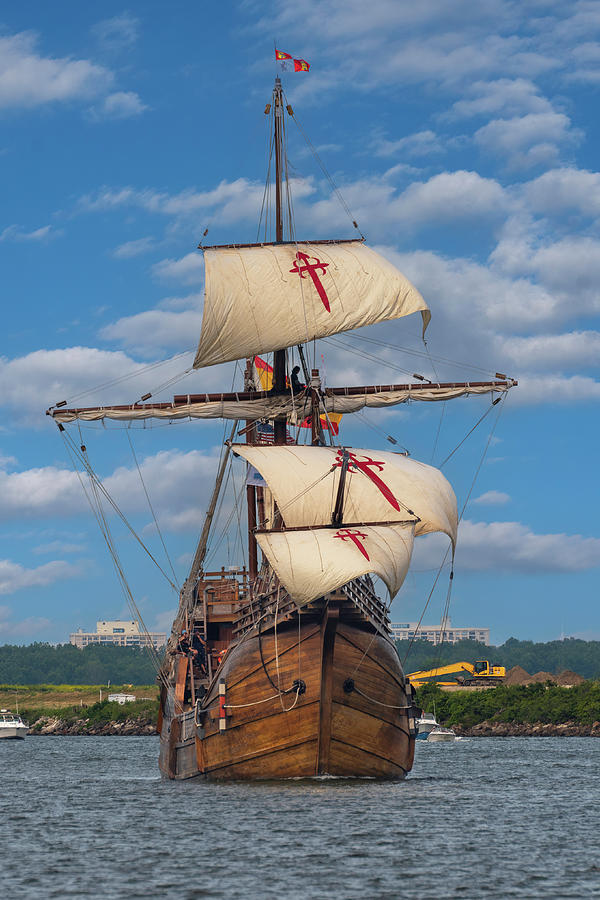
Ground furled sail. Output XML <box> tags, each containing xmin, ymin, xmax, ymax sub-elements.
<box><xmin>48</xmin><ymin>379</ymin><xmax>516</xmax><ymax>424</ymax></box>
<box><xmin>256</xmin><ymin>522</ymin><xmax>415</xmax><ymax>606</ymax></box>
<box><xmin>193</xmin><ymin>240</ymin><xmax>430</xmax><ymax>368</ymax></box>
<box><xmin>234</xmin><ymin>444</ymin><xmax>458</xmax><ymax>544</ymax></box>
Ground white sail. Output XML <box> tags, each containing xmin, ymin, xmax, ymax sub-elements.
<box><xmin>50</xmin><ymin>396</ymin><xmax>296</xmax><ymax>424</ymax></box>
<box><xmin>193</xmin><ymin>241</ymin><xmax>430</xmax><ymax>368</ymax></box>
<box><xmin>256</xmin><ymin>522</ymin><xmax>415</xmax><ymax>606</ymax></box>
<box><xmin>234</xmin><ymin>444</ymin><xmax>457</xmax><ymax>544</ymax></box>
<box><xmin>49</xmin><ymin>380</ymin><xmax>515</xmax><ymax>423</ymax></box>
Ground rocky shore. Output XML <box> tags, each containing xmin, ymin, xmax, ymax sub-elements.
<box><xmin>29</xmin><ymin>715</ymin><xmax>157</xmax><ymax>736</ymax></box>
<box><xmin>455</xmin><ymin>721</ymin><xmax>600</xmax><ymax>737</ymax></box>
<box><xmin>27</xmin><ymin>717</ymin><xmax>600</xmax><ymax>737</ymax></box>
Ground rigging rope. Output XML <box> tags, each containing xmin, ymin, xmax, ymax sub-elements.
<box><xmin>57</xmin><ymin>347</ymin><xmax>195</xmax><ymax>406</ymax></box>
<box><xmin>61</xmin><ymin>430</ymin><xmax>175</xmax><ymax>698</ymax></box>
<box><xmin>59</xmin><ymin>427</ymin><xmax>178</xmax><ymax>592</ymax></box>
<box><xmin>126</xmin><ymin>430</ymin><xmax>180</xmax><ymax>590</ymax></box>
<box><xmin>402</xmin><ymin>392</ymin><xmax>508</xmax><ymax>667</ymax></box>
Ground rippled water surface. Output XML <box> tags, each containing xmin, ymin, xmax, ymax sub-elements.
<box><xmin>2</xmin><ymin>736</ymin><xmax>600</xmax><ymax>898</ymax></box>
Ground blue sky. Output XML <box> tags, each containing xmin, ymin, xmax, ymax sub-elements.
<box><xmin>1</xmin><ymin>0</ymin><xmax>599</xmax><ymax>646</ymax></box>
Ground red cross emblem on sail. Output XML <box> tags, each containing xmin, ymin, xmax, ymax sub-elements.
<box><xmin>289</xmin><ymin>252</ymin><xmax>331</xmax><ymax>312</ymax></box>
<box><xmin>333</xmin><ymin>450</ymin><xmax>401</xmax><ymax>512</ymax></box>
<box><xmin>334</xmin><ymin>528</ymin><xmax>370</xmax><ymax>561</ymax></box>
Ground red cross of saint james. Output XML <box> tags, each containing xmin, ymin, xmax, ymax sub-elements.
<box><xmin>289</xmin><ymin>251</ymin><xmax>331</xmax><ymax>311</ymax></box>
<box><xmin>333</xmin><ymin>450</ymin><xmax>401</xmax><ymax>512</ymax></box>
<box><xmin>334</xmin><ymin>528</ymin><xmax>370</xmax><ymax>560</ymax></box>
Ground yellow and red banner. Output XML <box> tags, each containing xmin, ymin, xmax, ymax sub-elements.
<box><xmin>275</xmin><ymin>49</ymin><xmax>310</xmax><ymax>72</ymax></box>
<box><xmin>300</xmin><ymin>412</ymin><xmax>342</xmax><ymax>436</ymax></box>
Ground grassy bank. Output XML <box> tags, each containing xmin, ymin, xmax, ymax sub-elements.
<box><xmin>416</xmin><ymin>681</ymin><xmax>600</xmax><ymax>727</ymax></box>
<box><xmin>1</xmin><ymin>684</ymin><xmax>159</xmax><ymax>730</ymax></box>
<box><xmin>0</xmin><ymin>683</ymin><xmax>158</xmax><ymax>710</ymax></box>
<box><xmin>23</xmin><ymin>697</ymin><xmax>159</xmax><ymax>731</ymax></box>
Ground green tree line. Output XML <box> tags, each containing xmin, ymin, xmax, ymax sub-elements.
<box><xmin>416</xmin><ymin>682</ymin><xmax>600</xmax><ymax>727</ymax></box>
<box><xmin>398</xmin><ymin>637</ymin><xmax>600</xmax><ymax>679</ymax></box>
<box><xmin>0</xmin><ymin>642</ymin><xmax>161</xmax><ymax>685</ymax></box>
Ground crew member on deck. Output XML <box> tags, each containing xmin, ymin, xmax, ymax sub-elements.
<box><xmin>191</xmin><ymin>630</ymin><xmax>208</xmax><ymax>675</ymax></box>
<box><xmin>291</xmin><ymin>365</ymin><xmax>305</xmax><ymax>393</ymax></box>
<box><xmin>176</xmin><ymin>629</ymin><xmax>191</xmax><ymax>655</ymax></box>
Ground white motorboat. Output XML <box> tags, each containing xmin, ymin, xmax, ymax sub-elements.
<box><xmin>426</xmin><ymin>725</ymin><xmax>456</xmax><ymax>742</ymax></box>
<box><xmin>415</xmin><ymin>711</ymin><xmax>438</xmax><ymax>740</ymax></box>
<box><xmin>0</xmin><ymin>709</ymin><xmax>28</xmax><ymax>740</ymax></box>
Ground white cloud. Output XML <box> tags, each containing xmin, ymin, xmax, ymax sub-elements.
<box><xmin>151</xmin><ymin>608</ymin><xmax>177</xmax><ymax>635</ymax></box>
<box><xmin>495</xmin><ymin>331</ymin><xmax>600</xmax><ymax>370</ymax></box>
<box><xmin>474</xmin><ymin>112</ymin><xmax>581</xmax><ymax>169</ymax></box>
<box><xmin>100</xmin><ymin>305</ymin><xmax>202</xmax><ymax>353</ymax></box>
<box><xmin>113</xmin><ymin>236</ymin><xmax>157</xmax><ymax>258</ymax></box>
<box><xmin>414</xmin><ymin>519</ymin><xmax>600</xmax><ymax>573</ymax></box>
<box><xmin>523</xmin><ymin>167</ymin><xmax>600</xmax><ymax>217</ymax></box>
<box><xmin>0</xmin><ymin>558</ymin><xmax>85</xmax><ymax>595</ymax></box>
<box><xmin>0</xmin><ymin>448</ymin><xmax>226</xmax><ymax>535</ymax></box>
<box><xmin>92</xmin><ymin>13</ymin><xmax>139</xmax><ymax>50</ymax></box>
<box><xmin>0</xmin><ymin>32</ymin><xmax>112</xmax><ymax>110</ymax></box>
<box><xmin>33</xmin><ymin>541</ymin><xmax>86</xmax><ymax>555</ymax></box>
<box><xmin>509</xmin><ymin>373</ymin><xmax>600</xmax><ymax>405</ymax></box>
<box><xmin>152</xmin><ymin>252</ymin><xmax>204</xmax><ymax>284</ymax></box>
<box><xmin>456</xmin><ymin>519</ymin><xmax>600</xmax><ymax>572</ymax></box>
<box><xmin>0</xmin><ymin>604</ymin><xmax>52</xmax><ymax>639</ymax></box>
<box><xmin>374</xmin><ymin>130</ymin><xmax>443</xmax><ymax>158</ymax></box>
<box><xmin>103</xmin><ymin>448</ymin><xmax>223</xmax><ymax>533</ymax></box>
<box><xmin>0</xmin><ymin>346</ymin><xmax>203</xmax><ymax>426</ymax></box>
<box><xmin>92</xmin><ymin>90</ymin><xmax>148</xmax><ymax>120</ymax></box>
<box><xmin>0</xmin><ymin>466</ymin><xmax>84</xmax><ymax>520</ymax></box>
<box><xmin>0</xmin><ymin>224</ymin><xmax>61</xmax><ymax>242</ymax></box>
<box><xmin>492</xmin><ymin>229</ymin><xmax>600</xmax><ymax>318</ymax></box>
<box><xmin>472</xmin><ymin>491</ymin><xmax>511</xmax><ymax>505</ymax></box>
<box><xmin>0</xmin><ymin>347</ymin><xmax>149</xmax><ymax>425</ymax></box>
<box><xmin>0</xmin><ymin>345</ymin><xmax>235</xmax><ymax>426</ymax></box>
<box><xmin>449</xmin><ymin>78</ymin><xmax>555</xmax><ymax>118</ymax></box>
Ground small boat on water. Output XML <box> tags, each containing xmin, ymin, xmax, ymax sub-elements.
<box><xmin>426</xmin><ymin>725</ymin><xmax>456</xmax><ymax>743</ymax></box>
<box><xmin>416</xmin><ymin>710</ymin><xmax>456</xmax><ymax>742</ymax></box>
<box><xmin>415</xmin><ymin>711</ymin><xmax>438</xmax><ymax>740</ymax></box>
<box><xmin>0</xmin><ymin>709</ymin><xmax>28</xmax><ymax>740</ymax></box>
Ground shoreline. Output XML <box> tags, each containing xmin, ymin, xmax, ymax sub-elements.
<box><xmin>27</xmin><ymin>715</ymin><xmax>157</xmax><ymax>736</ymax></box>
<box><xmin>23</xmin><ymin>717</ymin><xmax>600</xmax><ymax>737</ymax></box>
<box><xmin>455</xmin><ymin>721</ymin><xmax>600</xmax><ymax>737</ymax></box>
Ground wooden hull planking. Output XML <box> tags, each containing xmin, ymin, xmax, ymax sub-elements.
<box><xmin>159</xmin><ymin>611</ymin><xmax>416</xmax><ymax>780</ymax></box>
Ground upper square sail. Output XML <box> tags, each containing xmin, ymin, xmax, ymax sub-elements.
<box><xmin>193</xmin><ymin>240</ymin><xmax>430</xmax><ymax>369</ymax></box>
<box><xmin>233</xmin><ymin>444</ymin><xmax>458</xmax><ymax>545</ymax></box>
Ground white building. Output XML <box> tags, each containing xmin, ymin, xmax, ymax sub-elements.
<box><xmin>108</xmin><ymin>693</ymin><xmax>137</xmax><ymax>704</ymax></box>
<box><xmin>70</xmin><ymin>620</ymin><xmax>166</xmax><ymax>650</ymax></box>
<box><xmin>390</xmin><ymin>619</ymin><xmax>489</xmax><ymax>646</ymax></box>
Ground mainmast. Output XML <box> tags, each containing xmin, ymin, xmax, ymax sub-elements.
<box><xmin>272</xmin><ymin>77</ymin><xmax>288</xmax><ymax>444</ymax></box>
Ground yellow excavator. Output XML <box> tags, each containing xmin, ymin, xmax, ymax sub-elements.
<box><xmin>407</xmin><ymin>659</ymin><xmax>506</xmax><ymax>688</ymax></box>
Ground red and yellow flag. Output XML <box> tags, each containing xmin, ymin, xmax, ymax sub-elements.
<box><xmin>275</xmin><ymin>50</ymin><xmax>310</xmax><ymax>71</ymax></box>
<box><xmin>300</xmin><ymin>412</ymin><xmax>342</xmax><ymax>436</ymax></box>
<box><xmin>253</xmin><ymin>355</ymin><xmax>273</xmax><ymax>391</ymax></box>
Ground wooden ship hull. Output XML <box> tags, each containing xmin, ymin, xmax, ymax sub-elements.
<box><xmin>158</xmin><ymin>572</ymin><xmax>418</xmax><ymax>780</ymax></box>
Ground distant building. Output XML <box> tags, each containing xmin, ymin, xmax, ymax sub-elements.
<box><xmin>390</xmin><ymin>618</ymin><xmax>490</xmax><ymax>646</ymax></box>
<box><xmin>108</xmin><ymin>693</ymin><xmax>137</xmax><ymax>704</ymax></box>
<box><xmin>70</xmin><ymin>620</ymin><xmax>166</xmax><ymax>650</ymax></box>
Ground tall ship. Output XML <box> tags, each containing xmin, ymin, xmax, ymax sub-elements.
<box><xmin>48</xmin><ymin>76</ymin><xmax>516</xmax><ymax>779</ymax></box>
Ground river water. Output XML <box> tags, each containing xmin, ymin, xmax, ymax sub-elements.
<box><xmin>2</xmin><ymin>736</ymin><xmax>599</xmax><ymax>899</ymax></box>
